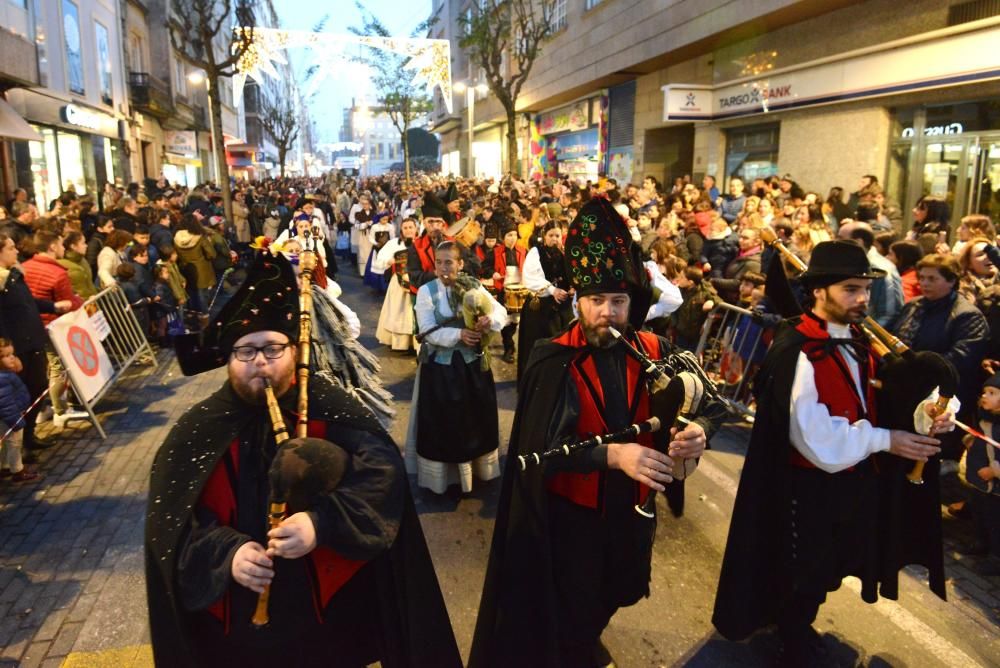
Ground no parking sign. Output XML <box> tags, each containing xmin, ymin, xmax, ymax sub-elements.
<box><xmin>49</xmin><ymin>308</ymin><xmax>113</xmax><ymax>401</ymax></box>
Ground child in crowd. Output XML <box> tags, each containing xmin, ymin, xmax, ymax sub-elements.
<box><xmin>963</xmin><ymin>372</ymin><xmax>1000</xmax><ymax>575</ymax></box>
<box><xmin>157</xmin><ymin>245</ymin><xmax>188</xmax><ymax>317</ymax></box>
<box><xmin>737</xmin><ymin>271</ymin><xmax>767</xmax><ymax>308</ymax></box>
<box><xmin>670</xmin><ymin>265</ymin><xmax>719</xmax><ymax>351</ymax></box>
<box><xmin>0</xmin><ymin>338</ymin><xmax>40</xmax><ymax>483</ymax></box>
<box><xmin>151</xmin><ymin>264</ymin><xmax>179</xmax><ymax>344</ymax></box>
<box><xmin>117</xmin><ymin>263</ymin><xmax>154</xmax><ymax>338</ymax></box>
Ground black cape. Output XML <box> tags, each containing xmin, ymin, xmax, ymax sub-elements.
<box><xmin>470</xmin><ymin>328</ymin><xmax>710</xmax><ymax>668</ymax></box>
<box><xmin>145</xmin><ymin>375</ymin><xmax>461</xmax><ymax>667</ymax></box>
<box><xmin>712</xmin><ymin>318</ymin><xmax>947</xmax><ymax>642</ymax></box>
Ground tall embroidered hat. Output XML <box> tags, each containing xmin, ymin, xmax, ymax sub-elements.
<box><xmin>564</xmin><ymin>196</ymin><xmax>652</xmax><ymax>329</ymax></box>
<box><xmin>175</xmin><ymin>251</ymin><xmax>300</xmax><ymax>375</ymax></box>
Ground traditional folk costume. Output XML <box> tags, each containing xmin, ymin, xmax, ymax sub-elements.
<box><xmin>517</xmin><ymin>242</ymin><xmax>574</xmax><ymax>380</ymax></box>
<box><xmin>406</xmin><ymin>191</ymin><xmax>451</xmax><ymax>295</ymax></box>
<box><xmin>470</xmin><ymin>198</ymin><xmax>727</xmax><ymax>668</ymax></box>
<box><xmin>490</xmin><ymin>218</ymin><xmax>527</xmax><ymax>363</ymax></box>
<box><xmin>363</xmin><ymin>213</ymin><xmax>394</xmax><ymax>292</ymax></box>
<box><xmin>149</xmin><ymin>252</ymin><xmax>460</xmax><ymax>667</ymax></box>
<box><xmin>373</xmin><ymin>237</ymin><xmax>416</xmax><ymax>352</ymax></box>
<box><xmin>405</xmin><ymin>274</ymin><xmax>508</xmax><ymax>494</ymax></box>
<box><xmin>712</xmin><ymin>241</ymin><xmax>957</xmax><ymax>663</ymax></box>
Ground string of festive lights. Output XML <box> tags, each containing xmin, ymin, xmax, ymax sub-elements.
<box><xmin>233</xmin><ymin>27</ymin><xmax>453</xmax><ymax>112</ymax></box>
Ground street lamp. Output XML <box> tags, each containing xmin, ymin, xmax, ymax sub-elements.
<box><xmin>453</xmin><ymin>80</ymin><xmax>489</xmax><ymax>178</ymax></box>
<box><xmin>187</xmin><ymin>70</ymin><xmax>219</xmax><ymax>184</ymax></box>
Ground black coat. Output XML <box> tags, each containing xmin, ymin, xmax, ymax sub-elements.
<box><xmin>712</xmin><ymin>318</ymin><xmax>947</xmax><ymax>641</ymax></box>
<box><xmin>470</xmin><ymin>326</ymin><xmax>723</xmax><ymax>667</ymax></box>
<box><xmin>145</xmin><ymin>376</ymin><xmax>461</xmax><ymax>668</ymax></box>
<box><xmin>0</xmin><ymin>265</ymin><xmax>51</xmax><ymax>354</ymax></box>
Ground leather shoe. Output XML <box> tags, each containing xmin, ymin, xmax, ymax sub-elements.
<box><xmin>26</xmin><ymin>436</ymin><xmax>55</xmax><ymax>450</ymax></box>
<box><xmin>502</xmin><ymin>350</ymin><xmax>515</xmax><ymax>364</ymax></box>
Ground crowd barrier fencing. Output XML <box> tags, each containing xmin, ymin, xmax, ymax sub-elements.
<box><xmin>48</xmin><ymin>284</ymin><xmax>158</xmax><ymax>439</ymax></box>
<box><xmin>693</xmin><ymin>301</ymin><xmax>769</xmax><ymax>421</ymax></box>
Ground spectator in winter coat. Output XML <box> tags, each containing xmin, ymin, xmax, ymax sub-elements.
<box><xmin>711</xmin><ymin>228</ymin><xmax>763</xmax><ymax>303</ymax></box>
<box><xmin>173</xmin><ymin>216</ymin><xmax>217</xmax><ymax>312</ymax></box>
<box><xmin>0</xmin><ymin>338</ymin><xmax>39</xmax><ymax>482</ymax></box>
<box><xmin>97</xmin><ymin>230</ymin><xmax>133</xmax><ymax>288</ymax></box>
<box><xmin>116</xmin><ymin>263</ymin><xmax>152</xmax><ymax>337</ymax></box>
<box><xmin>85</xmin><ymin>216</ymin><xmax>114</xmax><ymax>274</ymax></box>
<box><xmin>58</xmin><ymin>231</ymin><xmax>96</xmax><ymax>300</ymax></box>
<box><xmin>719</xmin><ymin>178</ymin><xmax>747</xmax><ymax>225</ymax></box>
<box><xmin>671</xmin><ymin>264</ymin><xmax>719</xmax><ymax>350</ymax></box>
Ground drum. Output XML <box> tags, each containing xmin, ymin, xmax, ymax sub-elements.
<box><xmin>504</xmin><ymin>283</ymin><xmax>531</xmax><ymax>314</ymax></box>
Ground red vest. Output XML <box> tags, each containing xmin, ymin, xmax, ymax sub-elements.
<box><xmin>791</xmin><ymin>314</ymin><xmax>879</xmax><ymax>469</ymax></box>
<box><xmin>410</xmin><ymin>235</ymin><xmax>436</xmax><ymax>295</ymax></box>
<box><xmin>198</xmin><ymin>418</ymin><xmax>366</xmax><ymax>632</ymax></box>
<box><xmin>492</xmin><ymin>244</ymin><xmax>526</xmax><ymax>292</ymax></box>
<box><xmin>545</xmin><ymin>324</ymin><xmax>662</xmax><ymax>510</ymax></box>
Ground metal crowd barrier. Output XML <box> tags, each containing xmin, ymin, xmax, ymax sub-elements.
<box><xmin>694</xmin><ymin>302</ymin><xmax>768</xmax><ymax>421</ymax></box>
<box><xmin>53</xmin><ymin>284</ymin><xmax>158</xmax><ymax>439</ymax></box>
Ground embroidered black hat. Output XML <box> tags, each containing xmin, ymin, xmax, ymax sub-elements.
<box><xmin>564</xmin><ymin>196</ymin><xmax>652</xmax><ymax>329</ymax></box>
<box><xmin>422</xmin><ymin>190</ymin><xmax>454</xmax><ymax>225</ymax></box>
<box><xmin>797</xmin><ymin>240</ymin><xmax>886</xmax><ymax>287</ymax></box>
<box><xmin>174</xmin><ymin>250</ymin><xmax>299</xmax><ymax>375</ymax></box>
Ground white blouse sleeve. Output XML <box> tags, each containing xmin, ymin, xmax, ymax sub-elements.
<box><xmin>415</xmin><ymin>283</ymin><xmax>462</xmax><ymax>348</ymax></box>
<box><xmin>644</xmin><ymin>261</ymin><xmax>683</xmax><ymax>320</ymax></box>
<box><xmin>522</xmin><ymin>247</ymin><xmax>553</xmax><ymax>295</ymax></box>
<box><xmin>788</xmin><ymin>351</ymin><xmax>892</xmax><ymax>473</ymax></box>
<box><xmin>483</xmin><ymin>287</ymin><xmax>508</xmax><ymax>331</ymax></box>
<box><xmin>372</xmin><ymin>240</ymin><xmax>398</xmax><ymax>274</ymax></box>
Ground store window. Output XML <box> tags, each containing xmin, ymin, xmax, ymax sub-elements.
<box><xmin>725</xmin><ymin>124</ymin><xmax>780</xmax><ymax>183</ymax></box>
<box><xmin>56</xmin><ymin>131</ymin><xmax>86</xmax><ymax>195</ymax></box>
<box><xmin>29</xmin><ymin>127</ymin><xmax>60</xmax><ymax>209</ymax></box>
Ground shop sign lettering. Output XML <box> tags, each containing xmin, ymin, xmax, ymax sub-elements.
<box><xmin>61</xmin><ymin>104</ymin><xmax>105</xmax><ymax>131</ymax></box>
<box><xmin>538</xmin><ymin>101</ymin><xmax>590</xmax><ymax>135</ymax></box>
<box><xmin>718</xmin><ymin>84</ymin><xmax>792</xmax><ymax>110</ymax></box>
<box><xmin>900</xmin><ymin>123</ymin><xmax>964</xmax><ymax>138</ymax></box>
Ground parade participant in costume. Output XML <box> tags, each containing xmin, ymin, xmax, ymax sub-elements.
<box><xmin>147</xmin><ymin>251</ymin><xmax>460</xmax><ymax>668</ymax></box>
<box><xmin>405</xmin><ymin>241</ymin><xmax>507</xmax><ymax>495</ymax></box>
<box><xmin>470</xmin><ymin>197</ymin><xmax>726</xmax><ymax>668</ymax></box>
<box><xmin>407</xmin><ymin>191</ymin><xmax>451</xmax><ymax>294</ymax></box>
<box><xmin>491</xmin><ymin>217</ymin><xmax>527</xmax><ymax>363</ymax></box>
<box><xmin>517</xmin><ymin>220</ymin><xmax>573</xmax><ymax>380</ymax></box>
<box><xmin>274</xmin><ymin>213</ymin><xmax>329</xmax><ymax>269</ymax></box>
<box><xmin>712</xmin><ymin>241</ymin><xmax>957</xmax><ymax>665</ymax></box>
<box><xmin>373</xmin><ymin>218</ymin><xmax>418</xmax><ymax>352</ymax></box>
<box><xmin>364</xmin><ymin>205</ymin><xmax>394</xmax><ymax>292</ymax></box>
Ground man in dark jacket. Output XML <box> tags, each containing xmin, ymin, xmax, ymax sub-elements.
<box><xmin>0</xmin><ymin>233</ymin><xmax>73</xmax><ymax>452</ymax></box>
<box><xmin>86</xmin><ymin>216</ymin><xmax>115</xmax><ymax>274</ymax></box>
<box><xmin>711</xmin><ymin>227</ymin><xmax>763</xmax><ymax>303</ymax></box>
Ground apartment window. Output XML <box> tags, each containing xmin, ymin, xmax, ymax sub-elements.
<box><xmin>585</xmin><ymin>0</ymin><xmax>603</xmax><ymax>9</ymax></box>
<box><xmin>128</xmin><ymin>32</ymin><xmax>145</xmax><ymax>73</ymax></box>
<box><xmin>546</xmin><ymin>0</ymin><xmax>567</xmax><ymax>31</ymax></box>
<box><xmin>174</xmin><ymin>58</ymin><xmax>187</xmax><ymax>98</ymax></box>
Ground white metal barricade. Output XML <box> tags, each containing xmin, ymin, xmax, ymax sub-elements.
<box><xmin>49</xmin><ymin>284</ymin><xmax>157</xmax><ymax>439</ymax></box>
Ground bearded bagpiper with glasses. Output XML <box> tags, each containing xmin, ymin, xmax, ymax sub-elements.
<box><xmin>145</xmin><ymin>251</ymin><xmax>460</xmax><ymax>667</ymax></box>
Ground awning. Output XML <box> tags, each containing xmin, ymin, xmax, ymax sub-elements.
<box><xmin>0</xmin><ymin>97</ymin><xmax>42</xmax><ymax>142</ymax></box>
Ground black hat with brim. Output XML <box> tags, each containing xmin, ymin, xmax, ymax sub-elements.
<box><xmin>797</xmin><ymin>240</ymin><xmax>886</xmax><ymax>287</ymax></box>
<box><xmin>422</xmin><ymin>191</ymin><xmax>454</xmax><ymax>225</ymax></box>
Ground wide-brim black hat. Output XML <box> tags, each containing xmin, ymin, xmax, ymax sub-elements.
<box><xmin>797</xmin><ymin>240</ymin><xmax>886</xmax><ymax>284</ymax></box>
<box><xmin>175</xmin><ymin>251</ymin><xmax>300</xmax><ymax>375</ymax></box>
<box><xmin>564</xmin><ymin>196</ymin><xmax>652</xmax><ymax>330</ymax></box>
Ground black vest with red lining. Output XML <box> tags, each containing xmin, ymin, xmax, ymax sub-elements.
<box><xmin>197</xmin><ymin>418</ymin><xmax>366</xmax><ymax>633</ymax></box>
<box><xmin>544</xmin><ymin>324</ymin><xmax>662</xmax><ymax>511</ymax></box>
<box><xmin>791</xmin><ymin>314</ymin><xmax>880</xmax><ymax>469</ymax></box>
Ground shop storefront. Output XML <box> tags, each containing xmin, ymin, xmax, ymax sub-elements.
<box><xmin>888</xmin><ymin>101</ymin><xmax>1000</xmax><ymax>225</ymax></box>
<box><xmin>530</xmin><ymin>96</ymin><xmax>604</xmax><ymax>182</ymax></box>
<box><xmin>7</xmin><ymin>92</ymin><xmax>125</xmax><ymax>209</ymax></box>
<box><xmin>657</xmin><ymin>18</ymin><xmax>1000</xmax><ymax>224</ymax></box>
<box><xmin>162</xmin><ymin>130</ymin><xmax>202</xmax><ymax>186</ymax></box>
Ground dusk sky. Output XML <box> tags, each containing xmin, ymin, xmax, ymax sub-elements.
<box><xmin>272</xmin><ymin>0</ymin><xmax>433</xmax><ymax>149</ymax></box>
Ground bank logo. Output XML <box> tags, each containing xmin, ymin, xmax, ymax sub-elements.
<box><xmin>685</xmin><ymin>93</ymin><xmax>697</xmax><ymax>107</ymax></box>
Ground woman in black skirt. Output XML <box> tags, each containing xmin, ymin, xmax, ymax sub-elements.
<box><xmin>517</xmin><ymin>221</ymin><xmax>575</xmax><ymax>381</ymax></box>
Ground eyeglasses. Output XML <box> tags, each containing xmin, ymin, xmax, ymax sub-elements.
<box><xmin>231</xmin><ymin>343</ymin><xmax>293</xmax><ymax>362</ymax></box>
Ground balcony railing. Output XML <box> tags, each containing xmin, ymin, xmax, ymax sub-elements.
<box><xmin>128</xmin><ymin>71</ymin><xmax>174</xmax><ymax>120</ymax></box>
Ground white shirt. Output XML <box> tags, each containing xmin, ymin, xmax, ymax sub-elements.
<box><xmin>373</xmin><ymin>238</ymin><xmax>407</xmax><ymax>274</ymax></box>
<box><xmin>522</xmin><ymin>246</ymin><xmax>555</xmax><ymax>296</ymax></box>
<box><xmin>415</xmin><ymin>280</ymin><xmax>507</xmax><ymax>349</ymax></box>
<box><xmin>789</xmin><ymin>321</ymin><xmax>959</xmax><ymax>473</ymax></box>
<box><xmin>644</xmin><ymin>260</ymin><xmax>683</xmax><ymax>321</ymax></box>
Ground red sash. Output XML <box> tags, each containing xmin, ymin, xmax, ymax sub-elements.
<box><xmin>198</xmin><ymin>419</ymin><xmax>365</xmax><ymax>631</ymax></box>
<box><xmin>545</xmin><ymin>324</ymin><xmax>661</xmax><ymax>510</ymax></box>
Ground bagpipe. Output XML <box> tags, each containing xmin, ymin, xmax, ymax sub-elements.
<box><xmin>518</xmin><ymin>324</ymin><xmax>729</xmax><ymax>518</ymax></box>
<box><xmin>759</xmin><ymin>226</ymin><xmax>958</xmax><ymax>483</ymax></box>
<box><xmin>252</xmin><ymin>234</ymin><xmax>350</xmax><ymax>628</ymax></box>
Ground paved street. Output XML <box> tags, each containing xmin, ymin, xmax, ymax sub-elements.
<box><xmin>0</xmin><ymin>270</ymin><xmax>998</xmax><ymax>667</ymax></box>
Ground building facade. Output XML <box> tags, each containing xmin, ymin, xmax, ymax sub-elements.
<box><xmin>344</xmin><ymin>98</ymin><xmax>425</xmax><ymax>176</ymax></box>
<box><xmin>436</xmin><ymin>0</ymin><xmax>1000</xmax><ymax>228</ymax></box>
